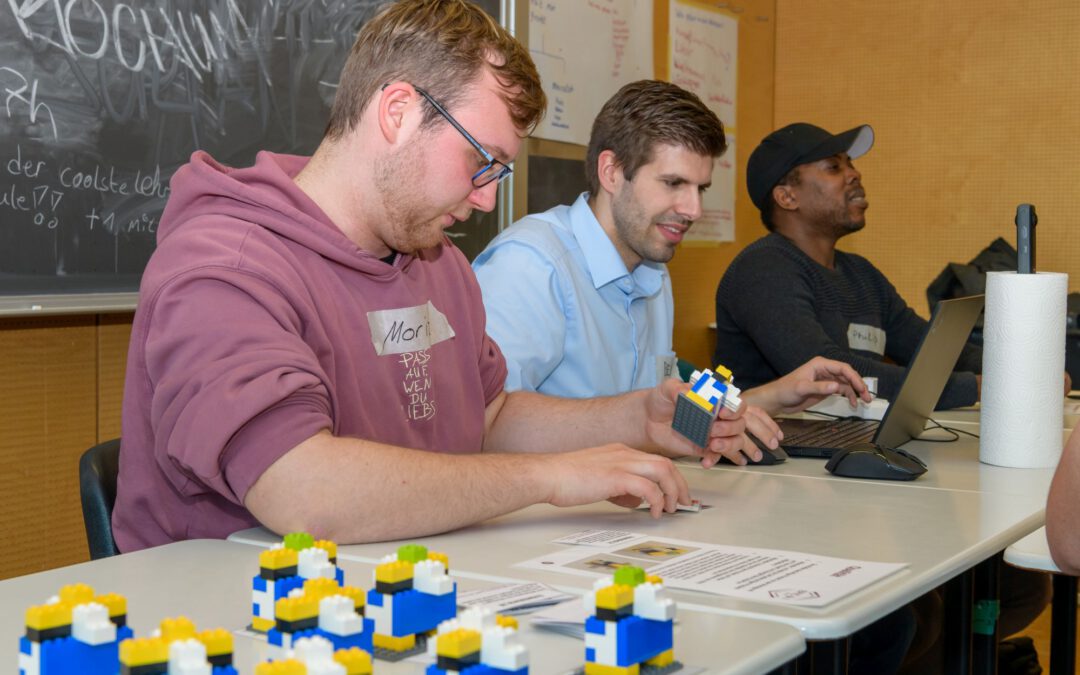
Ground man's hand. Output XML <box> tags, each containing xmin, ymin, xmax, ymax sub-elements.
<box><xmin>541</xmin><ymin>444</ymin><xmax>691</xmax><ymax>518</ymax></box>
<box><xmin>641</xmin><ymin>378</ymin><xmax>782</xmax><ymax>468</ymax></box>
<box><xmin>743</xmin><ymin>356</ymin><xmax>872</xmax><ymax>416</ymax></box>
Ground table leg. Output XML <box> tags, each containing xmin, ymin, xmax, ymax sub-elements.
<box><xmin>1050</xmin><ymin>574</ymin><xmax>1078</xmax><ymax>675</ymax></box>
<box><xmin>802</xmin><ymin>638</ymin><xmax>848</xmax><ymax>674</ymax></box>
<box><xmin>945</xmin><ymin>570</ymin><xmax>973</xmax><ymax>674</ymax></box>
<box><xmin>972</xmin><ymin>555</ymin><xmax>1001</xmax><ymax>675</ymax></box>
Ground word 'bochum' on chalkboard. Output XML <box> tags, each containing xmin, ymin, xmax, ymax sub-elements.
<box><xmin>0</xmin><ymin>0</ymin><xmax>500</xmax><ymax>306</ymax></box>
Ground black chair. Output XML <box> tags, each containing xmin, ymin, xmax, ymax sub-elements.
<box><xmin>78</xmin><ymin>438</ymin><xmax>121</xmax><ymax>559</ymax></box>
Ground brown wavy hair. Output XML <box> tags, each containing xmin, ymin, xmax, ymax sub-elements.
<box><xmin>585</xmin><ymin>80</ymin><xmax>726</xmax><ymax>196</ymax></box>
<box><xmin>325</xmin><ymin>0</ymin><xmax>545</xmax><ymax>139</ymax></box>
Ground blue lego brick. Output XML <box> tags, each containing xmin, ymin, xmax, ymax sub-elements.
<box><xmin>367</xmin><ymin>589</ymin><xmax>385</xmax><ymax>607</ymax></box>
<box><xmin>388</xmin><ymin>588</ymin><xmax>457</xmax><ymax>636</ymax></box>
<box><xmin>274</xmin><ymin>575</ymin><xmax>305</xmax><ymax>600</ymax></box>
<box><xmin>253</xmin><ymin>575</ymin><xmax>267</xmax><ymax>592</ymax></box>
<box><xmin>271</xmin><ymin>619</ymin><xmax>375</xmax><ymax>655</ymax></box>
<box><xmin>586</xmin><ymin>646</ymin><xmax>596</xmax><ymax>662</ymax></box>
<box><xmin>335</xmin><ymin>568</ymin><xmax>345</xmax><ymax>586</ymax></box>
<box><xmin>33</xmin><ymin>624</ymin><xmax>133</xmax><ymax>675</ymax></box>
<box><xmin>426</xmin><ymin>666</ymin><xmax>527</xmax><ymax>675</ymax></box>
<box><xmin>584</xmin><ymin>616</ymin><xmax>606</xmax><ymax>635</ymax></box>
<box><xmin>614</xmin><ymin>616</ymin><xmax>673</xmax><ymax>667</ymax></box>
<box><xmin>212</xmin><ymin>667</ymin><xmax>239</xmax><ymax>675</ymax></box>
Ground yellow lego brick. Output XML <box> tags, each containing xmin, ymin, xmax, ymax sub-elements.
<box><xmin>197</xmin><ymin>628</ymin><xmax>233</xmax><ymax>657</ymax></box>
<box><xmin>334</xmin><ymin>647</ymin><xmax>373</xmax><ymax>675</ymax></box>
<box><xmin>645</xmin><ymin>649</ymin><xmax>675</xmax><ymax>667</ymax></box>
<box><xmin>685</xmin><ymin>389</ymin><xmax>715</xmax><ymax>412</ymax></box>
<box><xmin>375</xmin><ymin>560</ymin><xmax>413</xmax><ymax>585</ymax></box>
<box><xmin>25</xmin><ymin>603</ymin><xmax>72</xmax><ymax>632</ymax></box>
<box><xmin>276</xmin><ymin>595</ymin><xmax>318</xmax><ymax>622</ymax></box>
<box><xmin>713</xmin><ymin>364</ymin><xmax>733</xmax><ymax>381</ymax></box>
<box><xmin>251</xmin><ymin>616</ymin><xmax>275</xmax><ymax>632</ymax></box>
<box><xmin>120</xmin><ymin>637</ymin><xmax>169</xmax><ymax>666</ymax></box>
<box><xmin>495</xmin><ymin>615</ymin><xmax>518</xmax><ymax>630</ymax></box>
<box><xmin>427</xmin><ymin>550</ymin><xmax>449</xmax><ymax>570</ymax></box>
<box><xmin>158</xmin><ymin>616</ymin><xmax>197</xmax><ymax>642</ymax></box>
<box><xmin>594</xmin><ymin>584</ymin><xmax>633</xmax><ymax>612</ymax></box>
<box><xmin>373</xmin><ymin>633</ymin><xmax>416</xmax><ymax>651</ymax></box>
<box><xmin>436</xmin><ymin>628</ymin><xmax>481</xmax><ymax>659</ymax></box>
<box><xmin>645</xmin><ymin>575</ymin><xmax>663</xmax><ymax>585</ymax></box>
<box><xmin>313</xmin><ymin>540</ymin><xmax>337</xmax><ymax>560</ymax></box>
<box><xmin>95</xmin><ymin>593</ymin><xmax>126</xmax><ymax>619</ymax></box>
<box><xmin>255</xmin><ymin>659</ymin><xmax>307</xmax><ymax>675</ymax></box>
<box><xmin>58</xmin><ymin>584</ymin><xmax>95</xmax><ymax>605</ymax></box>
<box><xmin>585</xmin><ymin>663</ymin><xmax>639</xmax><ymax>675</ymax></box>
<box><xmin>339</xmin><ymin>585</ymin><xmax>365</xmax><ymax>610</ymax></box>
<box><xmin>260</xmin><ymin>547</ymin><xmax>299</xmax><ymax>570</ymax></box>
<box><xmin>301</xmin><ymin>576</ymin><xmax>342</xmax><ymax>601</ymax></box>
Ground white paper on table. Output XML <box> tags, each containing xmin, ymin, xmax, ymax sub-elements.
<box><xmin>518</xmin><ymin>533</ymin><xmax>907</xmax><ymax>608</ymax></box>
<box><xmin>529</xmin><ymin>598</ymin><xmax>589</xmax><ymax>639</ymax></box>
<box><xmin>456</xmin><ymin>582</ymin><xmax>575</xmax><ymax>615</ymax></box>
<box><xmin>552</xmin><ymin>529</ymin><xmax>646</xmax><ymax>547</ymax></box>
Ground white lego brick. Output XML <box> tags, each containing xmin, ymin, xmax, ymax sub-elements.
<box><xmin>582</xmin><ymin>589</ymin><xmax>597</xmax><ymax>615</ymax></box>
<box><xmin>253</xmin><ymin>584</ymin><xmax>274</xmax><ymax>621</ymax></box>
<box><xmin>18</xmin><ymin>639</ymin><xmax>40</xmax><ymax>675</ymax></box>
<box><xmin>457</xmin><ymin>606</ymin><xmax>496</xmax><ymax>632</ymax></box>
<box><xmin>413</xmin><ymin>559</ymin><xmax>453</xmax><ymax>595</ymax></box>
<box><xmin>584</xmin><ymin>621</ymin><xmax>617</xmax><ymax>665</ymax></box>
<box><xmin>481</xmin><ymin>625</ymin><xmax>529</xmax><ymax>670</ymax></box>
<box><xmin>633</xmin><ymin>583</ymin><xmax>675</xmax><ymax>622</ymax></box>
<box><xmin>365</xmin><ymin>593</ymin><xmax>394</xmax><ymax>635</ymax></box>
<box><xmin>72</xmin><ymin>602</ymin><xmax>117</xmax><ymax>646</ymax></box>
<box><xmin>293</xmin><ymin>636</ymin><xmax>346</xmax><ymax>675</ymax></box>
<box><xmin>298</xmin><ymin>547</ymin><xmax>335</xmax><ymax>580</ymax></box>
<box><xmin>167</xmin><ymin>638</ymin><xmax>211</xmax><ymax>675</ymax></box>
<box><xmin>319</xmin><ymin>595</ymin><xmax>364</xmax><ymax>636</ymax></box>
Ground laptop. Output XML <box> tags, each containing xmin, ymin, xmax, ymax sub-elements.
<box><xmin>778</xmin><ymin>294</ymin><xmax>985</xmax><ymax>458</ymax></box>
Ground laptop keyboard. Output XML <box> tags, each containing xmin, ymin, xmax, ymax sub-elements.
<box><xmin>781</xmin><ymin>418</ymin><xmax>878</xmax><ymax>450</ymax></box>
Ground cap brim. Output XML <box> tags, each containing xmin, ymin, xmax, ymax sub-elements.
<box><xmin>802</xmin><ymin>124</ymin><xmax>875</xmax><ymax>164</ymax></box>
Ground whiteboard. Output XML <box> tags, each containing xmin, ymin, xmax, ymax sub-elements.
<box><xmin>669</xmin><ymin>0</ymin><xmax>738</xmax><ymax>244</ymax></box>
<box><xmin>529</xmin><ymin>0</ymin><xmax>654</xmax><ymax>145</ymax></box>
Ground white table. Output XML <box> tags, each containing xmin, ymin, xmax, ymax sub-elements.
<box><xmin>1005</xmin><ymin>527</ymin><xmax>1076</xmax><ymax>675</ymax></box>
<box><xmin>0</xmin><ymin>539</ymin><xmax>804</xmax><ymax>675</ymax></box>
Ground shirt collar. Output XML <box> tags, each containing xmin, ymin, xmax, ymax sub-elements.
<box><xmin>568</xmin><ymin>193</ymin><xmax>665</xmax><ymax>295</ymax></box>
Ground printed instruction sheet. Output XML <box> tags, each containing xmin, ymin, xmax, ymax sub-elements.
<box><xmin>516</xmin><ymin>531</ymin><xmax>907</xmax><ymax>608</ymax></box>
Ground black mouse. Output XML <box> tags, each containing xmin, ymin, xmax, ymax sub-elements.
<box><xmin>720</xmin><ymin>435</ymin><xmax>788</xmax><ymax>466</ymax></box>
<box><xmin>825</xmin><ymin>442</ymin><xmax>927</xmax><ymax>480</ymax></box>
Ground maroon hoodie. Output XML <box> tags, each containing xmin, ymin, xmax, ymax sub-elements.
<box><xmin>113</xmin><ymin>151</ymin><xmax>507</xmax><ymax>551</ymax></box>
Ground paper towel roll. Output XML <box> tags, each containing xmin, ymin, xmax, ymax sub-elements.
<box><xmin>980</xmin><ymin>271</ymin><xmax>1068</xmax><ymax>467</ymax></box>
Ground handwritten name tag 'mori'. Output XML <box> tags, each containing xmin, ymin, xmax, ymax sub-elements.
<box><xmin>367</xmin><ymin>301</ymin><xmax>455</xmax><ymax>356</ymax></box>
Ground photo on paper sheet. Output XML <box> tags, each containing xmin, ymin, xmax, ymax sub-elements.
<box><xmin>613</xmin><ymin>541</ymin><xmax>699</xmax><ymax>562</ymax></box>
<box><xmin>563</xmin><ymin>554</ymin><xmax>651</xmax><ymax>574</ymax></box>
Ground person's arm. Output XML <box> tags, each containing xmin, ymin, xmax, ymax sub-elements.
<box><xmin>473</xmin><ymin>237</ymin><xmax>566</xmax><ymax>392</ymax></box>
<box><xmin>1047</xmin><ymin>426</ymin><xmax>1080</xmax><ymax>574</ymax></box>
<box><xmin>244</xmin><ymin>428</ymin><xmax>690</xmax><ymax>543</ymax></box>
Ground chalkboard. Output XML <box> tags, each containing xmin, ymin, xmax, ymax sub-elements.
<box><xmin>0</xmin><ymin>0</ymin><xmax>500</xmax><ymax>303</ymax></box>
<box><xmin>527</xmin><ymin>155</ymin><xmax>585</xmax><ymax>215</ymax></box>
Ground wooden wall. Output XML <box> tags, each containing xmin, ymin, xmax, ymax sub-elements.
<box><xmin>0</xmin><ymin>315</ymin><xmax>131</xmax><ymax>579</ymax></box>
<box><xmin>772</xmin><ymin>0</ymin><xmax>1080</xmax><ymax>317</ymax></box>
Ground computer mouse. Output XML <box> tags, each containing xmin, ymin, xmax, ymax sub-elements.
<box><xmin>719</xmin><ymin>434</ymin><xmax>788</xmax><ymax>466</ymax></box>
<box><xmin>825</xmin><ymin>442</ymin><xmax>927</xmax><ymax>481</ymax></box>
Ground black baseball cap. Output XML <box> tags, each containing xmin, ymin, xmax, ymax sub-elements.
<box><xmin>746</xmin><ymin>123</ymin><xmax>874</xmax><ymax>212</ymax></box>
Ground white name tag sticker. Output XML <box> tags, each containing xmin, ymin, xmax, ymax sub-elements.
<box><xmin>656</xmin><ymin>354</ymin><xmax>678</xmax><ymax>382</ymax></box>
<box><xmin>367</xmin><ymin>301</ymin><xmax>455</xmax><ymax>356</ymax></box>
<box><xmin>847</xmin><ymin>323</ymin><xmax>886</xmax><ymax>356</ymax></box>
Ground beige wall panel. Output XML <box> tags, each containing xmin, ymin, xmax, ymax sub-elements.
<box><xmin>0</xmin><ymin>317</ymin><xmax>97</xmax><ymax>579</ymax></box>
<box><xmin>668</xmin><ymin>0</ymin><xmax>777</xmax><ymax>368</ymax></box>
<box><xmin>775</xmin><ymin>0</ymin><xmax>1080</xmax><ymax>316</ymax></box>
<box><xmin>98</xmin><ymin>314</ymin><xmax>134</xmax><ymax>442</ymax></box>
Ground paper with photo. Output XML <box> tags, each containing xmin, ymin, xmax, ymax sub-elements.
<box><xmin>553</xmin><ymin>530</ymin><xmax>646</xmax><ymax>547</ymax></box>
<box><xmin>456</xmin><ymin>582</ymin><xmax>575</xmax><ymax>615</ymax></box>
<box><xmin>518</xmin><ymin>532</ymin><xmax>906</xmax><ymax>607</ymax></box>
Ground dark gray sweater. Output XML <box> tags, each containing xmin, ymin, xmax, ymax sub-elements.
<box><xmin>714</xmin><ymin>233</ymin><xmax>980</xmax><ymax>410</ymax></box>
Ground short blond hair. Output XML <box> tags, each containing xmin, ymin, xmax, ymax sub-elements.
<box><xmin>326</xmin><ymin>0</ymin><xmax>545</xmax><ymax>139</ymax></box>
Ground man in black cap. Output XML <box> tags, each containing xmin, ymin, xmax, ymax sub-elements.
<box><xmin>716</xmin><ymin>123</ymin><xmax>1050</xmax><ymax>673</ymax></box>
<box><xmin>713</xmin><ymin>122</ymin><xmax>982</xmax><ymax>409</ymax></box>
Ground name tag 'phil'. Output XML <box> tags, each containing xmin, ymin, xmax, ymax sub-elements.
<box><xmin>367</xmin><ymin>301</ymin><xmax>455</xmax><ymax>356</ymax></box>
<box><xmin>847</xmin><ymin>323</ymin><xmax>886</xmax><ymax>356</ymax></box>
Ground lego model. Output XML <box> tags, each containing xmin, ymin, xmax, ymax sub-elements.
<box><xmin>671</xmin><ymin>366</ymin><xmax>742</xmax><ymax>447</ymax></box>
<box><xmin>252</xmin><ymin>532</ymin><xmax>345</xmax><ymax>633</ymax></box>
<box><xmin>267</xmin><ymin>576</ymin><xmax>373</xmax><ymax>657</ymax></box>
<box><xmin>583</xmin><ymin>566</ymin><xmax>679</xmax><ymax>675</ymax></box>
<box><xmin>366</xmin><ymin>543</ymin><xmax>457</xmax><ymax>661</ymax></box>
<box><xmin>256</xmin><ymin>635</ymin><xmax>372</xmax><ymax>675</ymax></box>
<box><xmin>426</xmin><ymin>606</ymin><xmax>529</xmax><ymax>675</ymax></box>
<box><xmin>119</xmin><ymin>616</ymin><xmax>238</xmax><ymax>674</ymax></box>
<box><xmin>19</xmin><ymin>583</ymin><xmax>133</xmax><ymax>675</ymax></box>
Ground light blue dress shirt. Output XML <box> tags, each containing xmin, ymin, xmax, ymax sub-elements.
<box><xmin>472</xmin><ymin>193</ymin><xmax>674</xmax><ymax>397</ymax></box>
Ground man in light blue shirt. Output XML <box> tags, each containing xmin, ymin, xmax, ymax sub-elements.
<box><xmin>474</xmin><ymin>80</ymin><xmax>716</xmax><ymax>397</ymax></box>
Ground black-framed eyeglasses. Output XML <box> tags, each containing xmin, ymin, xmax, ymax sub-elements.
<box><xmin>413</xmin><ymin>86</ymin><xmax>513</xmax><ymax>189</ymax></box>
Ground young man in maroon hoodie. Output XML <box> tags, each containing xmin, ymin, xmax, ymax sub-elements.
<box><xmin>114</xmin><ymin>0</ymin><xmax>864</xmax><ymax>551</ymax></box>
